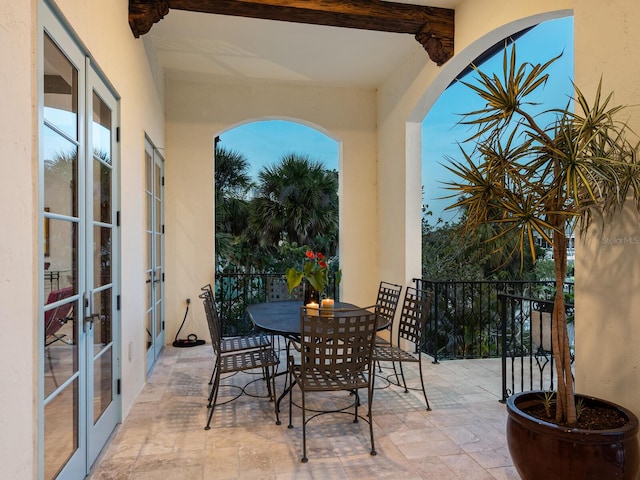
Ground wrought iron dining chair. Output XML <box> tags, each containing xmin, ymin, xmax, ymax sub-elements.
<box><xmin>287</xmin><ymin>305</ymin><xmax>379</xmax><ymax>462</ymax></box>
<box><xmin>374</xmin><ymin>281</ymin><xmax>403</xmax><ymax>345</ymax></box>
<box><xmin>373</xmin><ymin>286</ymin><xmax>433</xmax><ymax>410</ymax></box>
<box><xmin>372</xmin><ymin>281</ymin><xmax>402</xmax><ymax>373</ymax></box>
<box><xmin>200</xmin><ymin>284</ymin><xmax>272</xmax><ymax>354</ymax></box>
<box><xmin>199</xmin><ymin>291</ymin><xmax>279</xmax><ymax>430</ymax></box>
<box><xmin>266</xmin><ymin>275</ymin><xmax>304</xmax><ymax>302</ymax></box>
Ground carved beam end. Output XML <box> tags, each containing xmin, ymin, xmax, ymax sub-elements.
<box><xmin>415</xmin><ymin>21</ymin><xmax>454</xmax><ymax>66</ymax></box>
<box><xmin>129</xmin><ymin>0</ymin><xmax>170</xmax><ymax>38</ymax></box>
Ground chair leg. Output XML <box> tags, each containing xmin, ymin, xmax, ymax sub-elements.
<box><xmin>207</xmin><ymin>363</ymin><xmax>220</xmax><ymax>407</ymax></box>
<box><xmin>367</xmin><ymin>385</ymin><xmax>377</xmax><ymax>456</ymax></box>
<box><xmin>205</xmin><ymin>370</ymin><xmax>222</xmax><ymax>430</ymax></box>
<box><xmin>352</xmin><ymin>389</ymin><xmax>360</xmax><ymax>423</ymax></box>
<box><xmin>398</xmin><ymin>361</ymin><xmax>409</xmax><ymax>393</ymax></box>
<box><xmin>287</xmin><ymin>370</ymin><xmax>294</xmax><ymax>428</ymax></box>
<box><xmin>417</xmin><ymin>358</ymin><xmax>431</xmax><ymax>411</ymax></box>
<box><xmin>301</xmin><ymin>389</ymin><xmax>308</xmax><ymax>463</ymax></box>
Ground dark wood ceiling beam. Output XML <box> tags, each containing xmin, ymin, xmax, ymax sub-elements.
<box><xmin>129</xmin><ymin>0</ymin><xmax>454</xmax><ymax>65</ymax></box>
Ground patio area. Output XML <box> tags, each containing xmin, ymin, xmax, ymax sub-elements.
<box><xmin>88</xmin><ymin>343</ymin><xmax>519</xmax><ymax>479</ymax></box>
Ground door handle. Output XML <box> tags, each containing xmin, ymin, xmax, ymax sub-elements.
<box><xmin>84</xmin><ymin>313</ymin><xmax>100</xmax><ymax>332</ymax></box>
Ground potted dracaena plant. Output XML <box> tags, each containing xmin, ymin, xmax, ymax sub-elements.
<box><xmin>443</xmin><ymin>45</ymin><xmax>640</xmax><ymax>479</ymax></box>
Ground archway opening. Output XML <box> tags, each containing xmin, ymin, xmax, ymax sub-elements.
<box><xmin>420</xmin><ymin>16</ymin><xmax>574</xmax><ymax>281</ymax></box>
<box><xmin>214</xmin><ymin>119</ymin><xmax>340</xmax><ymax>276</ymax></box>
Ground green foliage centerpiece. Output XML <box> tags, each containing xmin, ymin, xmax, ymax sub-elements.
<box><xmin>286</xmin><ymin>250</ymin><xmax>329</xmax><ymax>302</ymax></box>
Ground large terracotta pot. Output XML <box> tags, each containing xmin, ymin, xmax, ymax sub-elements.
<box><xmin>506</xmin><ymin>391</ymin><xmax>640</xmax><ymax>480</ymax></box>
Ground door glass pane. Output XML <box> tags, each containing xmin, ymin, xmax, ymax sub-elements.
<box><xmin>146</xmin><ymin>310</ymin><xmax>153</xmax><ymax>352</ymax></box>
<box><xmin>93</xmin><ymin>159</ymin><xmax>112</xmax><ymax>223</ymax></box>
<box><xmin>155</xmin><ymin>232</ymin><xmax>162</xmax><ymax>267</ymax></box>
<box><xmin>93</xmin><ymin>349</ymin><xmax>113</xmax><ymax>424</ymax></box>
<box><xmin>92</xmin><ymin>92</ymin><xmax>111</xmax><ymax>164</ymax></box>
<box><xmin>155</xmin><ymin>163</ymin><xmax>161</xmax><ymax>194</ymax></box>
<box><xmin>93</xmin><ymin>288</ymin><xmax>113</xmax><ymax>347</ymax></box>
<box><xmin>154</xmin><ymin>267</ymin><xmax>162</xmax><ymax>336</ymax></box>
<box><xmin>145</xmin><ymin>150</ymin><xmax>151</xmax><ymax>189</ymax></box>
<box><xmin>43</xmin><ymin>33</ymin><xmax>77</xmax><ymax>139</ymax></box>
<box><xmin>44</xmin><ymin>127</ymin><xmax>77</xmax><ymax>218</ymax></box>
<box><xmin>94</xmin><ymin>226</ymin><xmax>112</xmax><ymax>286</ymax></box>
<box><xmin>44</xmin><ymin>218</ymin><xmax>78</xmax><ymax>296</ymax></box>
<box><xmin>93</xmin><ymin>287</ymin><xmax>113</xmax><ymax>423</ymax></box>
<box><xmin>44</xmin><ymin>296</ymin><xmax>78</xmax><ymax>398</ymax></box>
<box><xmin>44</xmin><ymin>379</ymin><xmax>79</xmax><ymax>480</ymax></box>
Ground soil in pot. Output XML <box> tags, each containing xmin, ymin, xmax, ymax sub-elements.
<box><xmin>524</xmin><ymin>400</ymin><xmax>627</xmax><ymax>429</ymax></box>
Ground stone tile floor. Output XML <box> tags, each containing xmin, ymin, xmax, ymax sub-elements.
<box><xmin>89</xmin><ymin>343</ymin><xmax>520</xmax><ymax>479</ymax></box>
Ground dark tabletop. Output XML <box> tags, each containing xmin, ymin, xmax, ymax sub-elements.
<box><xmin>247</xmin><ymin>301</ymin><xmax>366</xmax><ymax>336</ymax></box>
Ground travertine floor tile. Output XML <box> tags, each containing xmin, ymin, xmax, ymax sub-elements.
<box><xmin>89</xmin><ymin>345</ymin><xmax>518</xmax><ymax>479</ymax></box>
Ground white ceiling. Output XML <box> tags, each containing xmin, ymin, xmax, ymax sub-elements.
<box><xmin>148</xmin><ymin>0</ymin><xmax>459</xmax><ymax>88</ymax></box>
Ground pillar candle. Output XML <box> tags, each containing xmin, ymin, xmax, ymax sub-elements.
<box><xmin>306</xmin><ymin>301</ymin><xmax>319</xmax><ymax>315</ymax></box>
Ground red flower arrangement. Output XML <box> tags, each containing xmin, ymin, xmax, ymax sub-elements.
<box><xmin>286</xmin><ymin>250</ymin><xmax>329</xmax><ymax>294</ymax></box>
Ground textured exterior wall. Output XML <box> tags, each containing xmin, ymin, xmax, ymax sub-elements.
<box><xmin>574</xmin><ymin>0</ymin><xmax>640</xmax><ymax>416</ymax></box>
<box><xmin>0</xmin><ymin>2</ymin><xmax>37</xmax><ymax>478</ymax></box>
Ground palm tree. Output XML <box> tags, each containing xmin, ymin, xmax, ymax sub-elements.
<box><xmin>214</xmin><ymin>146</ymin><xmax>253</xmax><ymax>268</ymax></box>
<box><xmin>444</xmin><ymin>46</ymin><xmax>640</xmax><ymax>425</ymax></box>
<box><xmin>250</xmin><ymin>153</ymin><xmax>339</xmax><ymax>254</ymax></box>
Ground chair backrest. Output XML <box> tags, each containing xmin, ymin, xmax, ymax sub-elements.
<box><xmin>266</xmin><ymin>276</ymin><xmax>303</xmax><ymax>302</ymax></box>
<box><xmin>375</xmin><ymin>281</ymin><xmax>402</xmax><ymax>328</ymax></box>
<box><xmin>199</xmin><ymin>291</ymin><xmax>221</xmax><ymax>356</ymax></box>
<box><xmin>396</xmin><ymin>286</ymin><xmax>433</xmax><ymax>346</ymax></box>
<box><xmin>44</xmin><ymin>287</ymin><xmax>74</xmax><ymax>338</ymax></box>
<box><xmin>201</xmin><ymin>283</ymin><xmax>214</xmax><ymax>302</ymax></box>
<box><xmin>299</xmin><ymin>306</ymin><xmax>378</xmax><ymax>377</ymax></box>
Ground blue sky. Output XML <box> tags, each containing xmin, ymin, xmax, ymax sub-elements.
<box><xmin>424</xmin><ymin>16</ymin><xmax>574</xmax><ymax>223</ymax></box>
<box><xmin>218</xmin><ymin>16</ymin><xmax>573</xmax><ymax>221</ymax></box>
<box><xmin>218</xmin><ymin>121</ymin><xmax>339</xmax><ymax>179</ymax></box>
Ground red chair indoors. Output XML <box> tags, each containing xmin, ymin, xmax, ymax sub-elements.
<box><xmin>44</xmin><ymin>287</ymin><xmax>74</xmax><ymax>346</ymax></box>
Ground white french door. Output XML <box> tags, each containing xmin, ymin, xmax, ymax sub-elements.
<box><xmin>145</xmin><ymin>137</ymin><xmax>165</xmax><ymax>373</ymax></box>
<box><xmin>39</xmin><ymin>3</ymin><xmax>120</xmax><ymax>479</ymax></box>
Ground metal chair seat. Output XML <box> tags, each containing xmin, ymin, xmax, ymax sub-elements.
<box><xmin>290</xmin><ymin>367</ymin><xmax>369</xmax><ymax>392</ymax></box>
<box><xmin>373</xmin><ymin>344</ymin><xmax>419</xmax><ymax>363</ymax></box>
<box><xmin>220</xmin><ymin>347</ymin><xmax>278</xmax><ymax>373</ymax></box>
<box><xmin>221</xmin><ymin>333</ymin><xmax>271</xmax><ymax>354</ymax></box>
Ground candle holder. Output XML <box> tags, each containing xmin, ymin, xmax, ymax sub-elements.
<box><xmin>303</xmin><ymin>280</ymin><xmax>319</xmax><ymax>305</ymax></box>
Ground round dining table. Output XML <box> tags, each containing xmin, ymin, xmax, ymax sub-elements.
<box><xmin>246</xmin><ymin>300</ymin><xmax>375</xmax><ymax>337</ymax></box>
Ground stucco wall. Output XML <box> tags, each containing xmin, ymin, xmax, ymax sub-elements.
<box><xmin>164</xmin><ymin>74</ymin><xmax>378</xmax><ymax>342</ymax></box>
<box><xmin>0</xmin><ymin>2</ymin><xmax>37</xmax><ymax>478</ymax></box>
<box><xmin>574</xmin><ymin>0</ymin><xmax>640</xmax><ymax>416</ymax></box>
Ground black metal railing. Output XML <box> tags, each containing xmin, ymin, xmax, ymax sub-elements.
<box><xmin>214</xmin><ymin>272</ymin><xmax>340</xmax><ymax>335</ymax></box>
<box><xmin>413</xmin><ymin>278</ymin><xmax>573</xmax><ymax>363</ymax></box>
<box><xmin>499</xmin><ymin>293</ymin><xmax>574</xmax><ymax>402</ymax></box>
<box><xmin>212</xmin><ymin>273</ymin><xmax>574</xmax><ymax>400</ymax></box>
